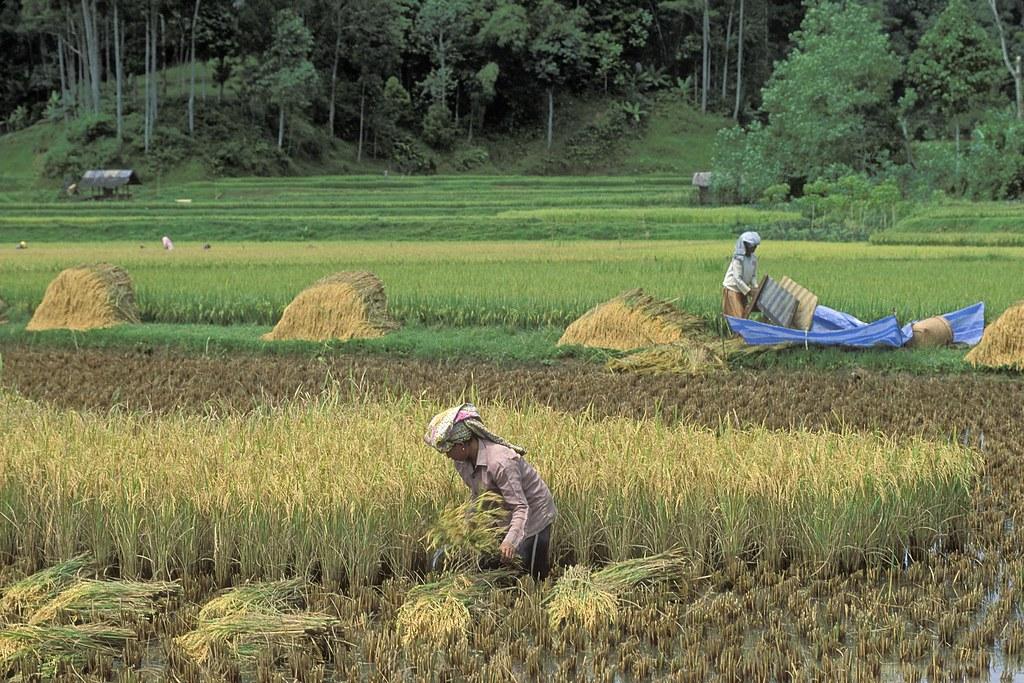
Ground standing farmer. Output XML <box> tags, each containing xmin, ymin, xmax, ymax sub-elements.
<box><xmin>424</xmin><ymin>403</ymin><xmax>557</xmax><ymax>580</ymax></box>
<box><xmin>722</xmin><ymin>231</ymin><xmax>761</xmax><ymax>318</ymax></box>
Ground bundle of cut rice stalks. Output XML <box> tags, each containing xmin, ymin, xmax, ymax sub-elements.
<box><xmin>198</xmin><ymin>578</ymin><xmax>307</xmax><ymax>621</ymax></box>
<box><xmin>424</xmin><ymin>492</ymin><xmax>509</xmax><ymax>569</ymax></box>
<box><xmin>26</xmin><ymin>263</ymin><xmax>139</xmax><ymax>331</ymax></box>
<box><xmin>966</xmin><ymin>301</ymin><xmax>1024</xmax><ymax>371</ymax></box>
<box><xmin>607</xmin><ymin>337</ymin><xmax>766</xmax><ymax>375</ymax></box>
<box><xmin>176</xmin><ymin>579</ymin><xmax>336</xmax><ymax>667</ymax></box>
<box><xmin>0</xmin><ymin>623</ymin><xmax>135</xmax><ymax>678</ymax></box>
<box><xmin>0</xmin><ymin>555</ymin><xmax>92</xmax><ymax>619</ymax></box>
<box><xmin>396</xmin><ymin>570</ymin><xmax>515</xmax><ymax>648</ymax></box>
<box><xmin>263</xmin><ymin>271</ymin><xmax>399</xmax><ymax>341</ymax></box>
<box><xmin>174</xmin><ymin>611</ymin><xmax>338</xmax><ymax>666</ymax></box>
<box><xmin>558</xmin><ymin>289</ymin><xmax>707</xmax><ymax>351</ymax></box>
<box><xmin>546</xmin><ymin>551</ymin><xmax>690</xmax><ymax>631</ymax></box>
<box><xmin>29</xmin><ymin>579</ymin><xmax>181</xmax><ymax>625</ymax></box>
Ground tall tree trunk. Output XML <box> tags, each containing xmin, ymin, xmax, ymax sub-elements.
<box><xmin>144</xmin><ymin>15</ymin><xmax>151</xmax><ymax>152</ymax></box>
<box><xmin>701</xmin><ymin>0</ymin><xmax>710</xmax><ymax>113</ymax></box>
<box><xmin>160</xmin><ymin>14</ymin><xmax>167</xmax><ymax>99</ymax></box>
<box><xmin>151</xmin><ymin>9</ymin><xmax>159</xmax><ymax>126</ymax></box>
<box><xmin>722</xmin><ymin>1</ymin><xmax>733</xmax><ymax>101</ymax></box>
<box><xmin>188</xmin><ymin>0</ymin><xmax>201</xmax><ymax>135</ymax></box>
<box><xmin>278</xmin><ymin>106</ymin><xmax>285</xmax><ymax>149</ymax></box>
<box><xmin>357</xmin><ymin>85</ymin><xmax>365</xmax><ymax>162</ymax></box>
<box><xmin>80</xmin><ymin>0</ymin><xmax>101</xmax><ymax>113</ymax></box>
<box><xmin>113</xmin><ymin>0</ymin><xmax>123</xmax><ymax>140</ymax></box>
<box><xmin>546</xmin><ymin>86</ymin><xmax>554</xmax><ymax>150</ymax></box>
<box><xmin>988</xmin><ymin>0</ymin><xmax>1022</xmax><ymax>120</ymax></box>
<box><xmin>328</xmin><ymin>23</ymin><xmax>341</xmax><ymax>135</ymax></box>
<box><xmin>57</xmin><ymin>33</ymin><xmax>70</xmax><ymax>117</ymax></box>
<box><xmin>734</xmin><ymin>0</ymin><xmax>744</xmax><ymax>120</ymax></box>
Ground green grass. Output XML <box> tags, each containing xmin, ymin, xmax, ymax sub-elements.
<box><xmin>0</xmin><ymin>241</ymin><xmax>1011</xmax><ymax>328</ymax></box>
<box><xmin>872</xmin><ymin>202</ymin><xmax>1024</xmax><ymax>245</ymax></box>
<box><xmin>0</xmin><ymin>321</ymin><xmax>586</xmax><ymax>364</ymax></box>
<box><xmin>0</xmin><ymin>319</ymin><xmax>985</xmax><ymax>375</ymax></box>
<box><xmin>0</xmin><ymin>175</ymin><xmax>797</xmax><ymax>242</ymax></box>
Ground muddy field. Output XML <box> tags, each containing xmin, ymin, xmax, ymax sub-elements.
<box><xmin>3</xmin><ymin>347</ymin><xmax>1024</xmax><ymax>681</ymax></box>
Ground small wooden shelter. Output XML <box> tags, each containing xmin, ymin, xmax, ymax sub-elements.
<box><xmin>74</xmin><ymin>169</ymin><xmax>141</xmax><ymax>200</ymax></box>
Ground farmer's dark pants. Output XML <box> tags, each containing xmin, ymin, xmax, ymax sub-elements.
<box><xmin>518</xmin><ymin>524</ymin><xmax>552</xmax><ymax>580</ymax></box>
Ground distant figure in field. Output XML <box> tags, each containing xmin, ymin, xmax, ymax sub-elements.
<box><xmin>203</xmin><ymin>243</ymin><xmax>211</xmax><ymax>250</ymax></box>
<box><xmin>162</xmin><ymin>236</ymin><xmax>174</xmax><ymax>251</ymax></box>
<box><xmin>722</xmin><ymin>231</ymin><xmax>761</xmax><ymax>319</ymax></box>
<box><xmin>16</xmin><ymin>241</ymin><xmax>26</xmax><ymax>250</ymax></box>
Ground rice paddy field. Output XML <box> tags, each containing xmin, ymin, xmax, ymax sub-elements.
<box><xmin>2</xmin><ymin>175</ymin><xmax>1024</xmax><ymax>681</ymax></box>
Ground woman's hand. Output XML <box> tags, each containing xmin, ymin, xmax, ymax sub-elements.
<box><xmin>499</xmin><ymin>542</ymin><xmax>517</xmax><ymax>562</ymax></box>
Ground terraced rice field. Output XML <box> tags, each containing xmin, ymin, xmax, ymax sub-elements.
<box><xmin>2</xmin><ymin>176</ymin><xmax>1023</xmax><ymax>681</ymax></box>
<box><xmin>0</xmin><ymin>350</ymin><xmax>1022</xmax><ymax>681</ymax></box>
<box><xmin>0</xmin><ymin>241</ymin><xmax>1017</xmax><ymax>327</ymax></box>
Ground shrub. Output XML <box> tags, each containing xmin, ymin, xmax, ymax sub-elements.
<box><xmin>451</xmin><ymin>146</ymin><xmax>489</xmax><ymax>171</ymax></box>
<box><xmin>391</xmin><ymin>135</ymin><xmax>436</xmax><ymax>175</ymax></box>
<box><xmin>422</xmin><ymin>102</ymin><xmax>456</xmax><ymax>150</ymax></box>
<box><xmin>711</xmin><ymin>122</ymin><xmax>782</xmax><ymax>203</ymax></box>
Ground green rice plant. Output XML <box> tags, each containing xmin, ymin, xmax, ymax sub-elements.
<box><xmin>28</xmin><ymin>578</ymin><xmax>181</xmax><ymax>625</ymax></box>
<box><xmin>0</xmin><ymin>623</ymin><xmax>134</xmax><ymax>678</ymax></box>
<box><xmin>0</xmin><ymin>555</ymin><xmax>92</xmax><ymax>618</ymax></box>
<box><xmin>395</xmin><ymin>569</ymin><xmax>515</xmax><ymax>647</ymax></box>
<box><xmin>546</xmin><ymin>551</ymin><xmax>691</xmax><ymax>631</ymax></box>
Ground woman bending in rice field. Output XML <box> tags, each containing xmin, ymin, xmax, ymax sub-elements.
<box><xmin>424</xmin><ymin>403</ymin><xmax>557</xmax><ymax>580</ymax></box>
<box><xmin>722</xmin><ymin>230</ymin><xmax>761</xmax><ymax>319</ymax></box>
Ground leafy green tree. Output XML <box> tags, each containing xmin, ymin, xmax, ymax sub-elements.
<box><xmin>257</xmin><ymin>9</ymin><xmax>319</xmax><ymax>149</ymax></box>
<box><xmin>759</xmin><ymin>2</ymin><xmax>900</xmax><ymax>181</ymax></box>
<box><xmin>908</xmin><ymin>0</ymin><xmax>1001</xmax><ymax>155</ymax></box>
<box><xmin>528</xmin><ymin>0</ymin><xmax>592</xmax><ymax>150</ymax></box>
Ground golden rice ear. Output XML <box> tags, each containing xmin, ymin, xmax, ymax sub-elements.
<box><xmin>263</xmin><ymin>270</ymin><xmax>399</xmax><ymax>342</ymax></box>
<box><xmin>26</xmin><ymin>263</ymin><xmax>138</xmax><ymax>331</ymax></box>
<box><xmin>966</xmin><ymin>301</ymin><xmax>1024</xmax><ymax>370</ymax></box>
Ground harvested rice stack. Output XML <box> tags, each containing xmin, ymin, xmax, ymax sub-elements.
<box><xmin>26</xmin><ymin>263</ymin><xmax>138</xmax><ymax>331</ymax></box>
<box><xmin>558</xmin><ymin>288</ymin><xmax>705</xmax><ymax>351</ymax></box>
<box><xmin>263</xmin><ymin>271</ymin><xmax>399</xmax><ymax>342</ymax></box>
<box><xmin>606</xmin><ymin>337</ymin><xmax>762</xmax><ymax>375</ymax></box>
<box><xmin>966</xmin><ymin>301</ymin><xmax>1024</xmax><ymax>370</ymax></box>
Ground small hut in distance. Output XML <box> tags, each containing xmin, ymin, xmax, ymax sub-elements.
<box><xmin>71</xmin><ymin>169</ymin><xmax>141</xmax><ymax>200</ymax></box>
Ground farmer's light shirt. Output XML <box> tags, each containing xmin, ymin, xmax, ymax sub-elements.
<box><xmin>722</xmin><ymin>255</ymin><xmax>758</xmax><ymax>295</ymax></box>
<box><xmin>453</xmin><ymin>439</ymin><xmax>557</xmax><ymax>548</ymax></box>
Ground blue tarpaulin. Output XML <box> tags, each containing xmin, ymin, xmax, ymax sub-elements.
<box><xmin>726</xmin><ymin>302</ymin><xmax>985</xmax><ymax>348</ymax></box>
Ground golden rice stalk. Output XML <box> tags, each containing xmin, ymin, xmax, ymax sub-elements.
<box><xmin>263</xmin><ymin>271</ymin><xmax>399</xmax><ymax>342</ymax></box>
<box><xmin>0</xmin><ymin>555</ymin><xmax>92</xmax><ymax>617</ymax></box>
<box><xmin>28</xmin><ymin>579</ymin><xmax>181</xmax><ymax>625</ymax></box>
<box><xmin>545</xmin><ymin>565</ymin><xmax>618</xmax><ymax>632</ymax></box>
<box><xmin>546</xmin><ymin>550</ymin><xmax>690</xmax><ymax>631</ymax></box>
<box><xmin>198</xmin><ymin>578</ymin><xmax>307</xmax><ymax>621</ymax></box>
<box><xmin>558</xmin><ymin>288</ymin><xmax>708</xmax><ymax>351</ymax></box>
<box><xmin>966</xmin><ymin>301</ymin><xmax>1024</xmax><ymax>370</ymax></box>
<box><xmin>174</xmin><ymin>611</ymin><xmax>337</xmax><ymax>666</ymax></box>
<box><xmin>424</xmin><ymin>491</ymin><xmax>508</xmax><ymax>565</ymax></box>
<box><xmin>26</xmin><ymin>264</ymin><xmax>138</xmax><ymax>331</ymax></box>
<box><xmin>0</xmin><ymin>296</ymin><xmax>7</xmax><ymax>324</ymax></box>
<box><xmin>396</xmin><ymin>570</ymin><xmax>513</xmax><ymax>648</ymax></box>
<box><xmin>0</xmin><ymin>623</ymin><xmax>135</xmax><ymax>678</ymax></box>
<box><xmin>607</xmin><ymin>337</ymin><xmax>767</xmax><ymax>375</ymax></box>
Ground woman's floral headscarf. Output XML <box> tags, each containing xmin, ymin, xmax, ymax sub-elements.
<box><xmin>424</xmin><ymin>403</ymin><xmax>526</xmax><ymax>455</ymax></box>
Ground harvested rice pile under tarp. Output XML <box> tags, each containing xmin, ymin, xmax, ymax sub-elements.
<box><xmin>263</xmin><ymin>271</ymin><xmax>399</xmax><ymax>342</ymax></box>
<box><xmin>558</xmin><ymin>288</ymin><xmax>705</xmax><ymax>351</ymax></box>
<box><xmin>966</xmin><ymin>301</ymin><xmax>1024</xmax><ymax>370</ymax></box>
<box><xmin>26</xmin><ymin>264</ymin><xmax>138</xmax><ymax>332</ymax></box>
